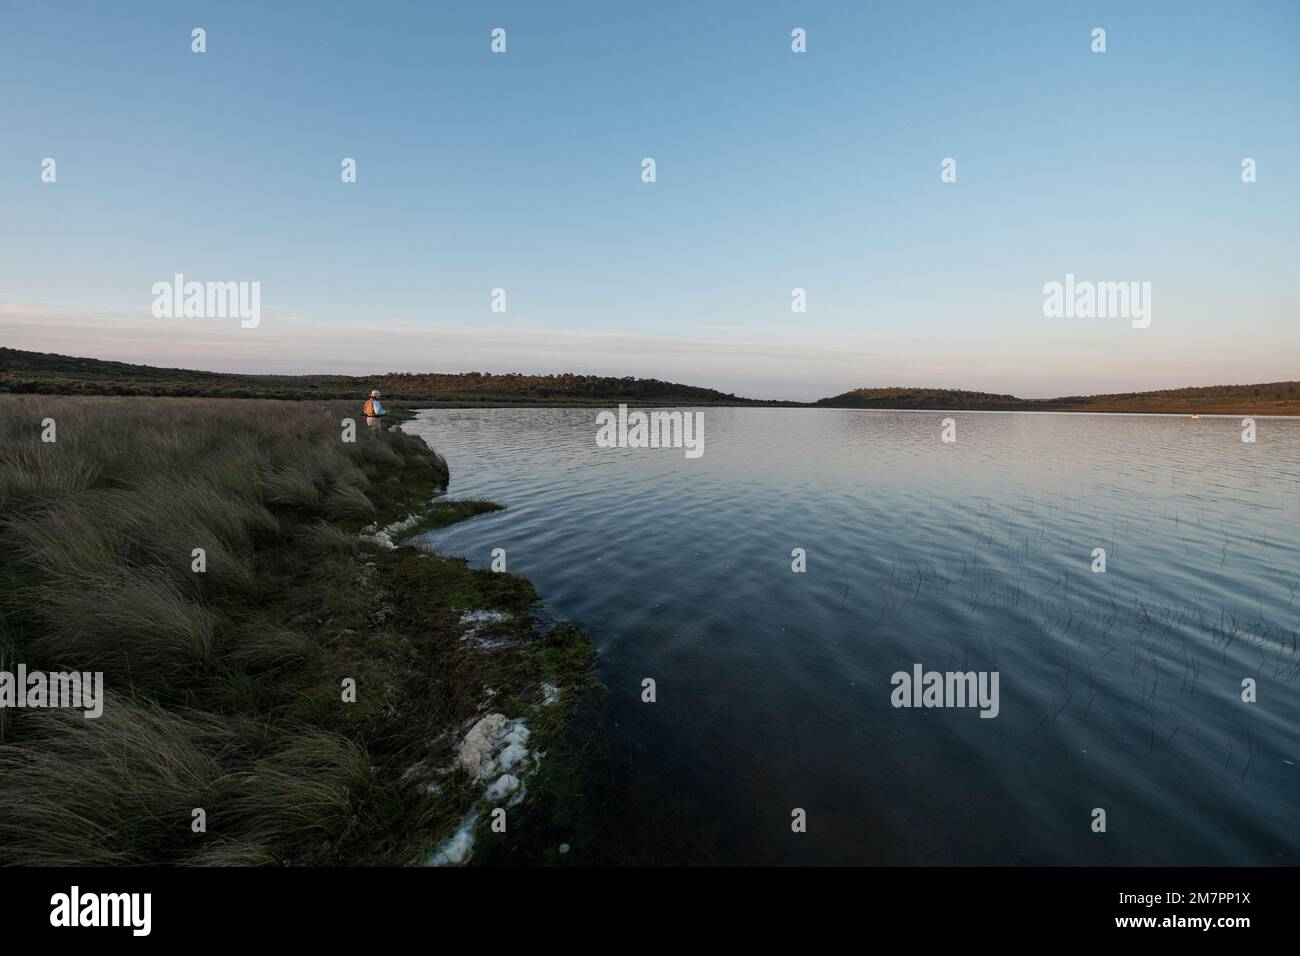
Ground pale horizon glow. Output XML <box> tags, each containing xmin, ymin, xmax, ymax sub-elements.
<box><xmin>4</xmin><ymin>303</ymin><xmax>1295</xmax><ymax>403</ymax></box>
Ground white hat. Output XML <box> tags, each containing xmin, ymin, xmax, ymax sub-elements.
<box><xmin>370</xmin><ymin>389</ymin><xmax>380</xmax><ymax>397</ymax></box>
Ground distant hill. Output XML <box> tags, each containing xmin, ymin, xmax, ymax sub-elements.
<box><xmin>816</xmin><ymin>383</ymin><xmax>1300</xmax><ymax>415</ymax></box>
<box><xmin>3</xmin><ymin>349</ymin><xmax>1295</xmax><ymax>414</ymax></box>
<box><xmin>813</xmin><ymin>387</ymin><xmax>1026</xmax><ymax>410</ymax></box>
<box><xmin>0</xmin><ymin>348</ymin><xmax>772</xmax><ymax>406</ymax></box>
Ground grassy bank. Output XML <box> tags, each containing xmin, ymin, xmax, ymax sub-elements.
<box><xmin>0</xmin><ymin>396</ymin><xmax>594</xmax><ymax>865</ymax></box>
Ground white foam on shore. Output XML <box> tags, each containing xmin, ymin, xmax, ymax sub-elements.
<box><xmin>456</xmin><ymin>713</ymin><xmax>531</xmax><ymax>781</ymax></box>
<box><xmin>458</xmin><ymin>610</ymin><xmax>515</xmax><ymax>648</ymax></box>
<box><xmin>427</xmin><ymin>713</ymin><xmax>535</xmax><ymax>865</ymax></box>
<box><xmin>359</xmin><ymin>513</ymin><xmax>423</xmax><ymax>549</ymax></box>
<box><xmin>485</xmin><ymin>773</ymin><xmax>520</xmax><ymax>801</ymax></box>
<box><xmin>427</xmin><ymin>818</ymin><xmax>476</xmax><ymax>866</ymax></box>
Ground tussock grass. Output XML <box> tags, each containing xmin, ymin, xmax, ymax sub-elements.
<box><xmin>0</xmin><ymin>396</ymin><xmax>456</xmax><ymax>865</ymax></box>
<box><xmin>0</xmin><ymin>695</ymin><xmax>230</xmax><ymax>866</ymax></box>
<box><xmin>323</xmin><ymin>483</ymin><xmax>377</xmax><ymax>522</ymax></box>
<box><xmin>28</xmin><ymin>567</ymin><xmax>219</xmax><ymax>683</ymax></box>
<box><xmin>301</xmin><ymin>520</ymin><xmax>362</xmax><ymax>555</ymax></box>
<box><xmin>0</xmin><ymin>445</ymin><xmax>101</xmax><ymax>505</ymax></box>
<box><xmin>260</xmin><ymin>469</ymin><xmax>323</xmax><ymax>512</ymax></box>
<box><xmin>0</xmin><ymin>695</ymin><xmax>375</xmax><ymax>866</ymax></box>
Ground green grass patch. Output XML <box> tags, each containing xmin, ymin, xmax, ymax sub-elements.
<box><xmin>391</xmin><ymin>499</ymin><xmax>505</xmax><ymax>543</ymax></box>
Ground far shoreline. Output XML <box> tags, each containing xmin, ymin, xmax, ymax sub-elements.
<box><xmin>5</xmin><ymin>348</ymin><xmax>1298</xmax><ymax>417</ymax></box>
<box><xmin>401</xmin><ymin>401</ymin><xmax>1300</xmax><ymax>417</ymax></box>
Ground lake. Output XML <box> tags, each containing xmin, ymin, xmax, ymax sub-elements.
<box><xmin>403</xmin><ymin>407</ymin><xmax>1300</xmax><ymax>865</ymax></box>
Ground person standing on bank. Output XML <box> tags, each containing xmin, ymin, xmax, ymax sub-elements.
<box><xmin>364</xmin><ymin>388</ymin><xmax>387</xmax><ymax>435</ymax></box>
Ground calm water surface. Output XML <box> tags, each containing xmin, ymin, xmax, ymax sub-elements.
<box><xmin>404</xmin><ymin>408</ymin><xmax>1300</xmax><ymax>865</ymax></box>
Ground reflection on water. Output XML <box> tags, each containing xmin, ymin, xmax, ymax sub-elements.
<box><xmin>404</xmin><ymin>408</ymin><xmax>1300</xmax><ymax>865</ymax></box>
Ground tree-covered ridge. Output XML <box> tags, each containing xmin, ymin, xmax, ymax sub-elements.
<box><xmin>817</xmin><ymin>383</ymin><xmax>1300</xmax><ymax>414</ymax></box>
<box><xmin>815</xmin><ymin>387</ymin><xmax>1023</xmax><ymax>409</ymax></box>
<box><xmin>4</xmin><ymin>349</ymin><xmax>1296</xmax><ymax>413</ymax></box>
<box><xmin>0</xmin><ymin>349</ymin><xmax>762</xmax><ymax>404</ymax></box>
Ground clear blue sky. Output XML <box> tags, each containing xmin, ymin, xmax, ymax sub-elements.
<box><xmin>2</xmin><ymin>0</ymin><xmax>1297</xmax><ymax>400</ymax></box>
